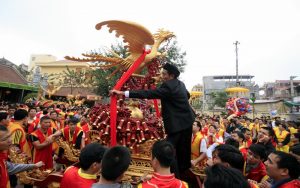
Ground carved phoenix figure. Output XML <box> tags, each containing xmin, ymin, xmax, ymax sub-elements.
<box><xmin>65</xmin><ymin>20</ymin><xmax>175</xmax><ymax>75</ymax></box>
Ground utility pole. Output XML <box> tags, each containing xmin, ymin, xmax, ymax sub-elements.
<box><xmin>250</xmin><ymin>93</ymin><xmax>256</xmax><ymax>119</ymax></box>
<box><xmin>233</xmin><ymin>41</ymin><xmax>240</xmax><ymax>86</ymax></box>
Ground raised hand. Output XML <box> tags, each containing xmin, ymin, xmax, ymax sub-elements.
<box><xmin>259</xmin><ymin>180</ymin><xmax>271</xmax><ymax>188</ymax></box>
<box><xmin>109</xmin><ymin>89</ymin><xmax>124</xmax><ymax>96</ymax></box>
<box><xmin>34</xmin><ymin>161</ymin><xmax>45</xmax><ymax>168</ymax></box>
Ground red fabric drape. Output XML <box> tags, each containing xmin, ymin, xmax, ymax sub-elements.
<box><xmin>110</xmin><ymin>49</ymin><xmax>150</xmax><ymax>146</ymax></box>
<box><xmin>0</xmin><ymin>152</ymin><xmax>9</xmax><ymax>188</ymax></box>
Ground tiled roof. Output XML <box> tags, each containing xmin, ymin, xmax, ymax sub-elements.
<box><xmin>0</xmin><ymin>58</ymin><xmax>28</xmax><ymax>84</ymax></box>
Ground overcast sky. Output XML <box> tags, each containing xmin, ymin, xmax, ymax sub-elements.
<box><xmin>1</xmin><ymin>0</ymin><xmax>300</xmax><ymax>90</ymax></box>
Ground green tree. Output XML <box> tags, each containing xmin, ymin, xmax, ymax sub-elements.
<box><xmin>23</xmin><ymin>92</ymin><xmax>38</xmax><ymax>103</ymax></box>
<box><xmin>209</xmin><ymin>91</ymin><xmax>229</xmax><ymax>109</ymax></box>
<box><xmin>158</xmin><ymin>40</ymin><xmax>187</xmax><ymax>72</ymax></box>
<box><xmin>48</xmin><ymin>66</ymin><xmax>92</xmax><ymax>94</ymax></box>
<box><xmin>91</xmin><ymin>40</ymin><xmax>187</xmax><ymax>97</ymax></box>
<box><xmin>91</xmin><ymin>68</ymin><xmax>120</xmax><ymax>97</ymax></box>
<box><xmin>88</xmin><ymin>43</ymin><xmax>126</xmax><ymax>97</ymax></box>
<box><xmin>191</xmin><ymin>99</ymin><xmax>203</xmax><ymax>110</ymax></box>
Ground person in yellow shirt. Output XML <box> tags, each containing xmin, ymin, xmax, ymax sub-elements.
<box><xmin>191</xmin><ymin>120</ymin><xmax>207</xmax><ymax>167</ymax></box>
<box><xmin>287</xmin><ymin>121</ymin><xmax>298</xmax><ymax>147</ymax></box>
<box><xmin>290</xmin><ymin>132</ymin><xmax>300</xmax><ymax>147</ymax></box>
<box><xmin>274</xmin><ymin>123</ymin><xmax>290</xmax><ymax>153</ymax></box>
<box><xmin>231</xmin><ymin>131</ymin><xmax>247</xmax><ymax>160</ymax></box>
<box><xmin>252</xmin><ymin>118</ymin><xmax>259</xmax><ymax>140</ymax></box>
<box><xmin>7</xmin><ymin>109</ymin><xmax>32</xmax><ymax>188</ymax></box>
<box><xmin>256</xmin><ymin>119</ymin><xmax>266</xmax><ymax>132</ymax></box>
<box><xmin>50</xmin><ymin>111</ymin><xmax>60</xmax><ymax>130</ymax></box>
<box><xmin>289</xmin><ymin>126</ymin><xmax>298</xmax><ymax>135</ymax></box>
<box><xmin>214</xmin><ymin>121</ymin><xmax>225</xmax><ymax>138</ymax></box>
<box><xmin>245</xmin><ymin>119</ymin><xmax>256</xmax><ymax>138</ymax></box>
<box><xmin>218</xmin><ymin>116</ymin><xmax>225</xmax><ymax>129</ymax></box>
<box><xmin>240</xmin><ymin>118</ymin><xmax>247</xmax><ymax>127</ymax></box>
<box><xmin>7</xmin><ymin>109</ymin><xmax>31</xmax><ymax>157</ymax></box>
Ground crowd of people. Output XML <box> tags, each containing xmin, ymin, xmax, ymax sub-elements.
<box><xmin>0</xmin><ymin>102</ymin><xmax>91</xmax><ymax>182</ymax></box>
<box><xmin>0</xmin><ymin>62</ymin><xmax>299</xmax><ymax>188</ymax></box>
<box><xmin>0</xmin><ymin>101</ymin><xmax>189</xmax><ymax>188</ymax></box>
<box><xmin>0</xmin><ymin>101</ymin><xmax>299</xmax><ymax>188</ymax></box>
<box><xmin>190</xmin><ymin>114</ymin><xmax>300</xmax><ymax>188</ymax></box>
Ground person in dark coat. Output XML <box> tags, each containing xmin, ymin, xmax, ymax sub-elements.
<box><xmin>257</xmin><ymin>127</ymin><xmax>276</xmax><ymax>157</ymax></box>
<box><xmin>110</xmin><ymin>63</ymin><xmax>195</xmax><ymax>177</ymax></box>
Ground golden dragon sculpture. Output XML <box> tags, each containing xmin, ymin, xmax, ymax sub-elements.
<box><xmin>9</xmin><ymin>146</ymin><xmax>53</xmax><ymax>185</ymax></box>
<box><xmin>65</xmin><ymin>20</ymin><xmax>175</xmax><ymax>76</ymax></box>
<box><xmin>55</xmin><ymin>138</ymin><xmax>80</xmax><ymax>162</ymax></box>
<box><xmin>40</xmin><ymin>82</ymin><xmax>62</xmax><ymax>99</ymax></box>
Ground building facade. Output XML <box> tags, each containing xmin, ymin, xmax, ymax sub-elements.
<box><xmin>28</xmin><ymin>54</ymin><xmax>98</xmax><ymax>98</ymax></box>
<box><xmin>29</xmin><ymin>54</ymin><xmax>90</xmax><ymax>84</ymax></box>
<box><xmin>261</xmin><ymin>80</ymin><xmax>300</xmax><ymax>100</ymax></box>
<box><xmin>191</xmin><ymin>84</ymin><xmax>203</xmax><ymax>93</ymax></box>
<box><xmin>190</xmin><ymin>84</ymin><xmax>203</xmax><ymax>110</ymax></box>
<box><xmin>202</xmin><ymin>75</ymin><xmax>259</xmax><ymax>110</ymax></box>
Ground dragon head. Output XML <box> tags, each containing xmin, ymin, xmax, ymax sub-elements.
<box><xmin>153</xmin><ymin>29</ymin><xmax>175</xmax><ymax>45</ymax></box>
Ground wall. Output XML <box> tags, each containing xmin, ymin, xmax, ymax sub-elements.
<box><xmin>29</xmin><ymin>54</ymin><xmax>57</xmax><ymax>71</ymax></box>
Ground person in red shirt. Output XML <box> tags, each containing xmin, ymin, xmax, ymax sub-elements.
<box><xmin>262</xmin><ymin>151</ymin><xmax>300</xmax><ymax>188</ymax></box>
<box><xmin>0</xmin><ymin>124</ymin><xmax>13</xmax><ymax>188</ymax></box>
<box><xmin>35</xmin><ymin>106</ymin><xmax>44</xmax><ymax>119</ymax></box>
<box><xmin>30</xmin><ymin>116</ymin><xmax>56</xmax><ymax>170</ymax></box>
<box><xmin>245</xmin><ymin>144</ymin><xmax>267</xmax><ymax>182</ymax></box>
<box><xmin>206</xmin><ymin>124</ymin><xmax>224</xmax><ymax>147</ymax></box>
<box><xmin>60</xmin><ymin>143</ymin><xmax>107</xmax><ymax>188</ymax></box>
<box><xmin>52</xmin><ymin>117</ymin><xmax>85</xmax><ymax>149</ymax></box>
<box><xmin>137</xmin><ymin>140</ymin><xmax>188</xmax><ymax>188</ymax></box>
<box><xmin>200</xmin><ymin>119</ymin><xmax>209</xmax><ymax>136</ymax></box>
<box><xmin>54</xmin><ymin>104</ymin><xmax>62</xmax><ymax>114</ymax></box>
<box><xmin>80</xmin><ymin>115</ymin><xmax>90</xmax><ymax>144</ymax></box>
<box><xmin>27</xmin><ymin>108</ymin><xmax>39</xmax><ymax>134</ymax></box>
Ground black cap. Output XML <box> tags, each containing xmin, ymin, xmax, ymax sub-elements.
<box><xmin>163</xmin><ymin>63</ymin><xmax>180</xmax><ymax>78</ymax></box>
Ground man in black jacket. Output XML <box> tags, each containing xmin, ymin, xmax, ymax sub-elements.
<box><xmin>110</xmin><ymin>63</ymin><xmax>195</xmax><ymax>177</ymax></box>
<box><xmin>257</xmin><ymin>126</ymin><xmax>276</xmax><ymax>156</ymax></box>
